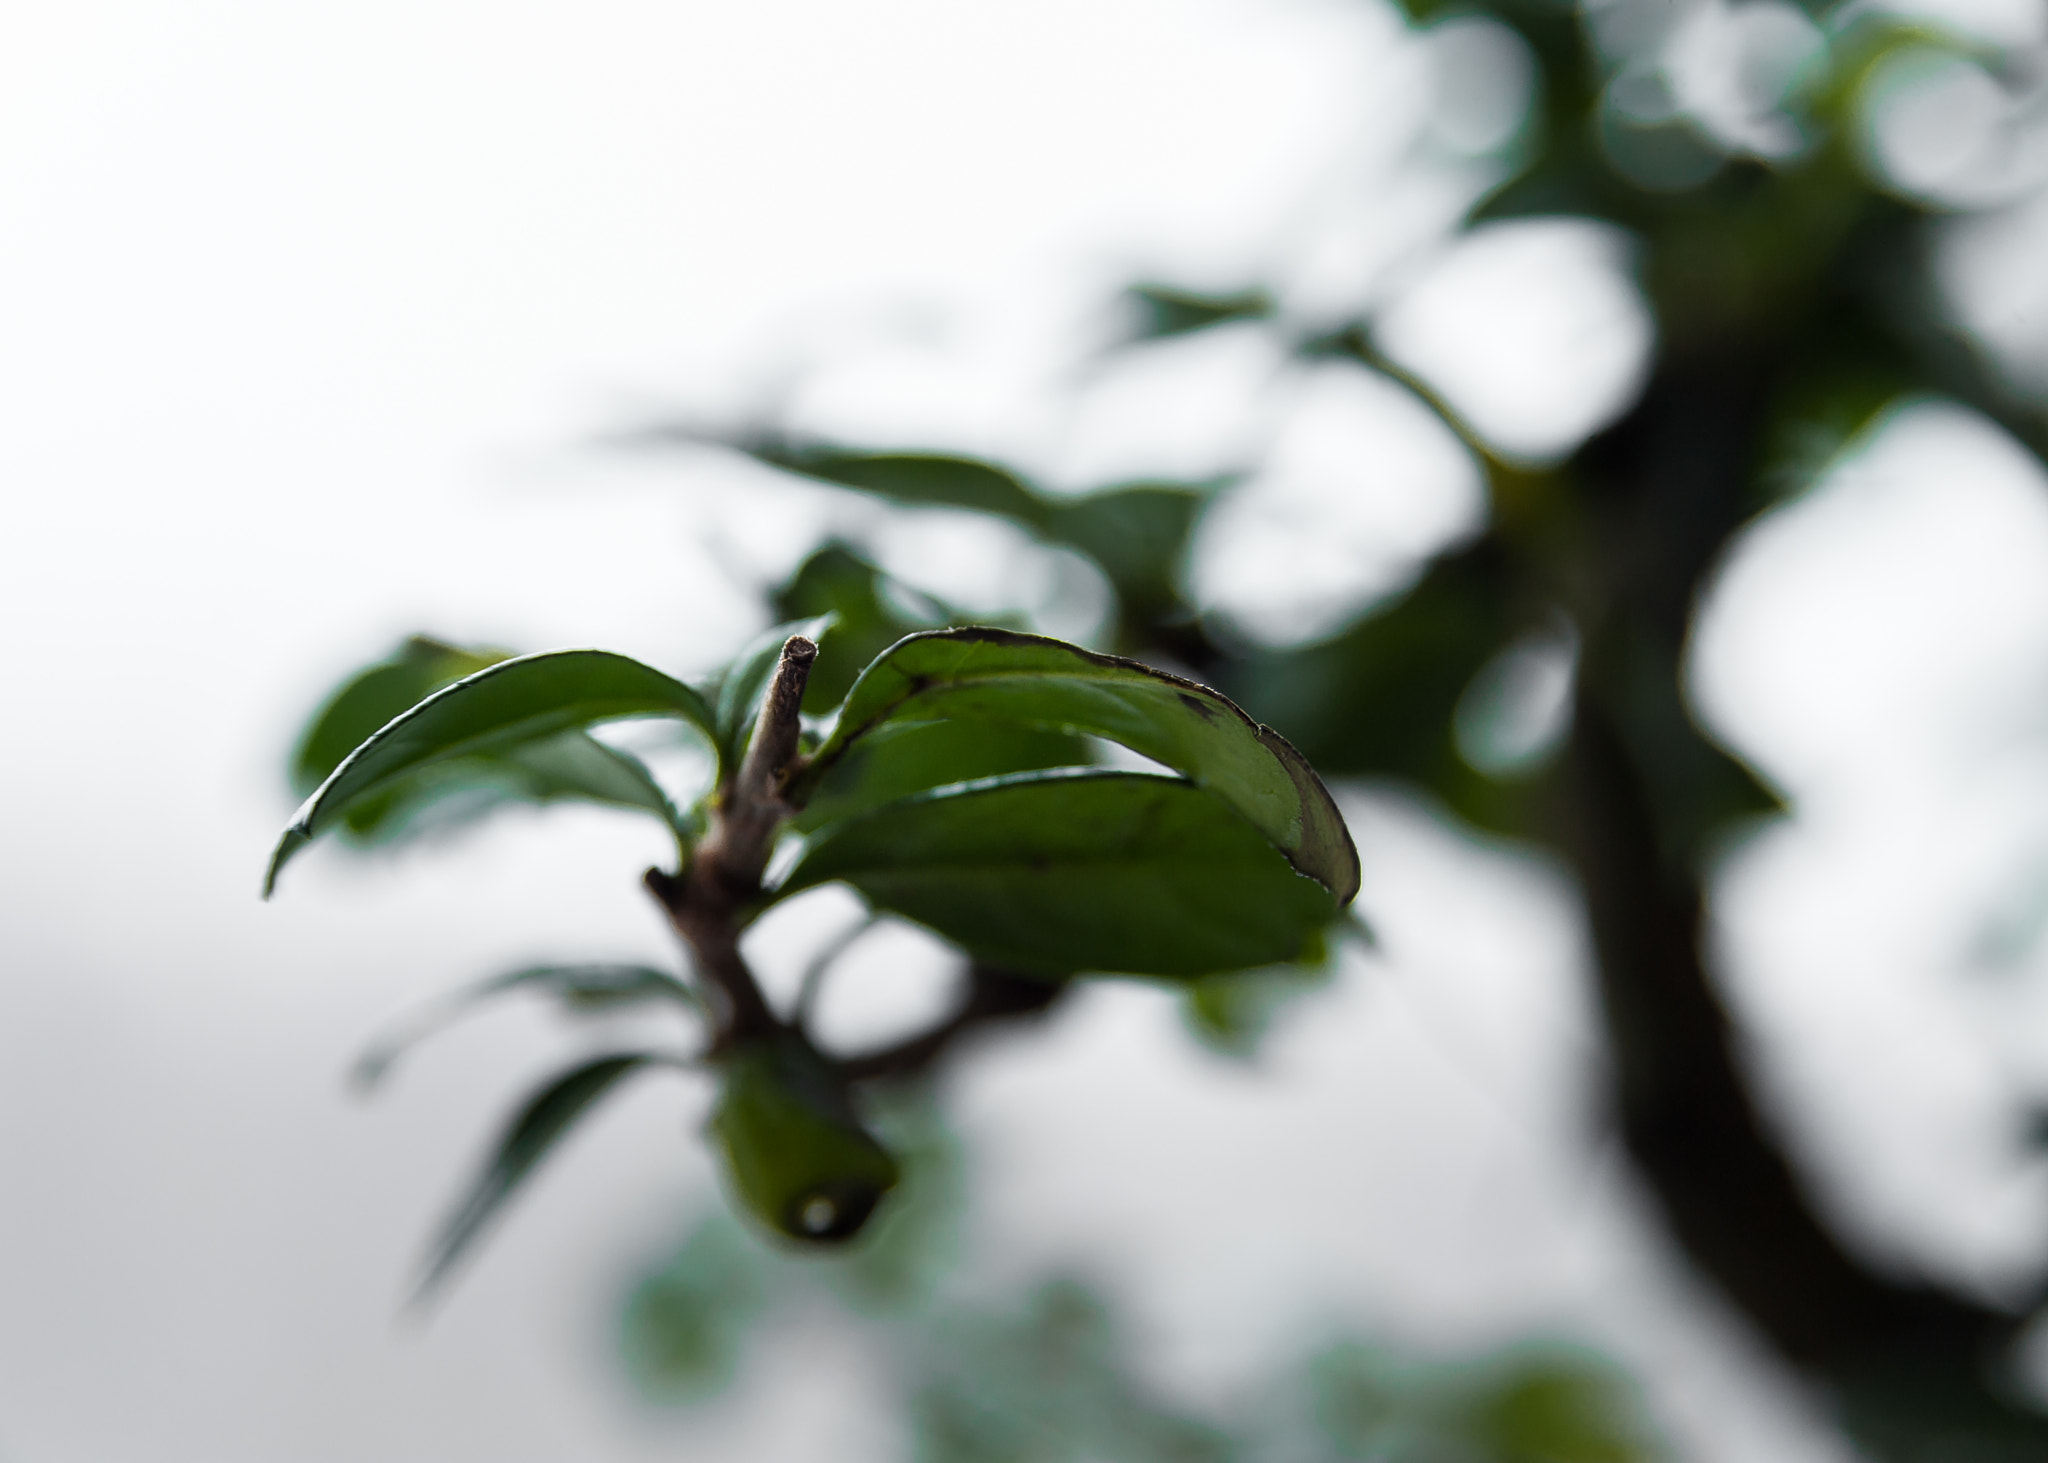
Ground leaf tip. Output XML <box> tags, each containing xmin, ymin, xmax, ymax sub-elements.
<box><xmin>260</xmin><ymin>826</ymin><xmax>308</xmax><ymax>899</ymax></box>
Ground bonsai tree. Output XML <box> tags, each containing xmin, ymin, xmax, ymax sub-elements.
<box><xmin>271</xmin><ymin>0</ymin><xmax>2048</xmax><ymax>1453</ymax></box>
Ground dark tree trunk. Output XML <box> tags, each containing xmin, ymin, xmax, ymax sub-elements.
<box><xmin>1559</xmin><ymin>356</ymin><xmax>2048</xmax><ymax>1458</ymax></box>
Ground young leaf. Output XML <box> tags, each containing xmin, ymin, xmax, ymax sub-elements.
<box><xmin>266</xmin><ymin>650</ymin><xmax>715</xmax><ymax>895</ymax></box>
<box><xmin>414</xmin><ymin>1052</ymin><xmax>671</xmax><ymax>1303</ymax></box>
<box><xmin>794</xmin><ymin>628</ymin><xmax>1359</xmax><ymax>904</ymax></box>
<box><xmin>709</xmin><ymin>1031</ymin><xmax>901</xmax><ymax>1245</ymax></box>
<box><xmin>353</xmin><ymin>963</ymin><xmax>701</xmax><ymax>1090</ymax></box>
<box><xmin>780</xmin><ymin>770</ymin><xmax>1339</xmax><ymax>977</ymax></box>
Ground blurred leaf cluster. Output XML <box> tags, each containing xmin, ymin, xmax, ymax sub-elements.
<box><xmin>618</xmin><ymin>1112</ymin><xmax>1661</xmax><ymax>1463</ymax></box>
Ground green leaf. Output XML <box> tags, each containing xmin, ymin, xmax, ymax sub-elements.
<box><xmin>353</xmin><ymin>963</ymin><xmax>702</xmax><ymax>1090</ymax></box>
<box><xmin>620</xmin><ymin>1213</ymin><xmax>773</xmax><ymax>1402</ymax></box>
<box><xmin>1123</xmin><ymin>283</ymin><xmax>1273</xmax><ymax>341</ymax></box>
<box><xmin>324</xmin><ymin>730</ymin><xmax>684</xmax><ymax>850</ymax></box>
<box><xmin>781</xmin><ymin>770</ymin><xmax>1339</xmax><ymax>977</ymax></box>
<box><xmin>759</xmin><ymin>447</ymin><xmax>1049</xmax><ymax>528</ymax></box>
<box><xmin>290</xmin><ymin>636</ymin><xmax>508</xmax><ymax>796</ymax></box>
<box><xmin>1226</xmin><ymin>541</ymin><xmax>1550</xmax><ymax>837</ymax></box>
<box><xmin>287</xmin><ymin>637</ymin><xmax>685</xmax><ymax>848</ymax></box>
<box><xmin>709</xmin><ymin>1031</ymin><xmax>901</xmax><ymax>1245</ymax></box>
<box><xmin>1180</xmin><ymin>928</ymin><xmax>1336</xmax><ymax>1060</ymax></box>
<box><xmin>266</xmin><ymin>649</ymin><xmax>715</xmax><ymax>896</ymax></box>
<box><xmin>793</xmin><ymin>717</ymin><xmax>1092</xmax><ymax>833</ymax></box>
<box><xmin>795</xmin><ymin>628</ymin><xmax>1359</xmax><ymax>904</ymax></box>
<box><xmin>414</xmin><ymin>1052</ymin><xmax>668</xmax><ymax>1303</ymax></box>
<box><xmin>770</xmin><ymin>543</ymin><xmax>959</xmax><ymax>713</ymax></box>
<box><xmin>1043</xmin><ymin>484</ymin><xmax>1211</xmax><ymax>629</ymax></box>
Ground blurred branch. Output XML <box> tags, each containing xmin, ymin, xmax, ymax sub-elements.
<box><xmin>835</xmin><ymin>964</ymin><xmax>1068</xmax><ymax>1085</ymax></box>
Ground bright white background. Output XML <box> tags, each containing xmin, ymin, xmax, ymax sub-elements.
<box><xmin>5</xmin><ymin>1</ymin><xmax>2048</xmax><ymax>1459</ymax></box>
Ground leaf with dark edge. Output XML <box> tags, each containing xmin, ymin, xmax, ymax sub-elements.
<box><xmin>781</xmin><ymin>770</ymin><xmax>1339</xmax><ymax>977</ymax></box>
<box><xmin>266</xmin><ymin>650</ymin><xmax>715</xmax><ymax>896</ymax></box>
<box><xmin>353</xmin><ymin>964</ymin><xmax>702</xmax><ymax>1091</ymax></box>
<box><xmin>792</xmin><ymin>628</ymin><xmax>1359</xmax><ymax>904</ymax></box>
<box><xmin>413</xmin><ymin>1052</ymin><xmax>673</xmax><ymax>1304</ymax></box>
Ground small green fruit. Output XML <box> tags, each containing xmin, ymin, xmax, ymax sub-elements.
<box><xmin>708</xmin><ymin>1032</ymin><xmax>900</xmax><ymax>1244</ymax></box>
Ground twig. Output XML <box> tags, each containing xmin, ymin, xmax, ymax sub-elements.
<box><xmin>644</xmin><ymin>635</ymin><xmax>818</xmax><ymax>1045</ymax></box>
<box><xmin>834</xmin><ymin>964</ymin><xmax>1067</xmax><ymax>1083</ymax></box>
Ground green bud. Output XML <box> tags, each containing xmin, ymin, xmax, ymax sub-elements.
<box><xmin>708</xmin><ymin>1032</ymin><xmax>900</xmax><ymax>1244</ymax></box>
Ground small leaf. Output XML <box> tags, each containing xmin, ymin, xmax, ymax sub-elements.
<box><xmin>353</xmin><ymin>964</ymin><xmax>701</xmax><ymax>1090</ymax></box>
<box><xmin>1181</xmin><ymin>930</ymin><xmax>1336</xmax><ymax>1059</ymax></box>
<box><xmin>709</xmin><ymin>1031</ymin><xmax>901</xmax><ymax>1245</ymax></box>
<box><xmin>267</xmin><ymin>650</ymin><xmax>714</xmax><ymax>895</ymax></box>
<box><xmin>1123</xmin><ymin>283</ymin><xmax>1273</xmax><ymax>341</ymax></box>
<box><xmin>758</xmin><ymin>447</ymin><xmax>1049</xmax><ymax>528</ymax></box>
<box><xmin>781</xmin><ymin>771</ymin><xmax>1338</xmax><ymax>977</ymax></box>
<box><xmin>796</xmin><ymin>628</ymin><xmax>1359</xmax><ymax>904</ymax></box>
<box><xmin>620</xmin><ymin>1213</ymin><xmax>773</xmax><ymax>1401</ymax></box>
<box><xmin>414</xmin><ymin>1052</ymin><xmax>667</xmax><ymax>1303</ymax></box>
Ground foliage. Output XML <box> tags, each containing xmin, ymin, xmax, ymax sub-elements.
<box><xmin>271</xmin><ymin>0</ymin><xmax>2048</xmax><ymax>1454</ymax></box>
<box><xmin>615</xmin><ymin>1108</ymin><xmax>1662</xmax><ymax>1463</ymax></box>
<box><xmin>271</xmin><ymin>571</ymin><xmax>1356</xmax><ymax>1271</ymax></box>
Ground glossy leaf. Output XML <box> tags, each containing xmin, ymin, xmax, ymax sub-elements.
<box><xmin>795</xmin><ymin>628</ymin><xmax>1359</xmax><ymax>904</ymax></box>
<box><xmin>793</xmin><ymin>717</ymin><xmax>1092</xmax><ymax>833</ymax></box>
<box><xmin>781</xmin><ymin>771</ymin><xmax>1338</xmax><ymax>977</ymax></box>
<box><xmin>290</xmin><ymin>636</ymin><xmax>506</xmax><ymax>796</ymax></box>
<box><xmin>709</xmin><ymin>1032</ymin><xmax>900</xmax><ymax>1245</ymax></box>
<box><xmin>414</xmin><ymin>1052</ymin><xmax>668</xmax><ymax>1303</ymax></box>
<box><xmin>353</xmin><ymin>963</ymin><xmax>701</xmax><ymax>1090</ymax></box>
<box><xmin>266</xmin><ymin>650</ymin><xmax>714</xmax><ymax>895</ymax></box>
<box><xmin>286</xmin><ymin>637</ymin><xmax>685</xmax><ymax>846</ymax></box>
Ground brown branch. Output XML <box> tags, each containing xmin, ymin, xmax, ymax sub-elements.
<box><xmin>834</xmin><ymin>964</ymin><xmax>1068</xmax><ymax>1084</ymax></box>
<box><xmin>643</xmin><ymin>635</ymin><xmax>818</xmax><ymax>1046</ymax></box>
